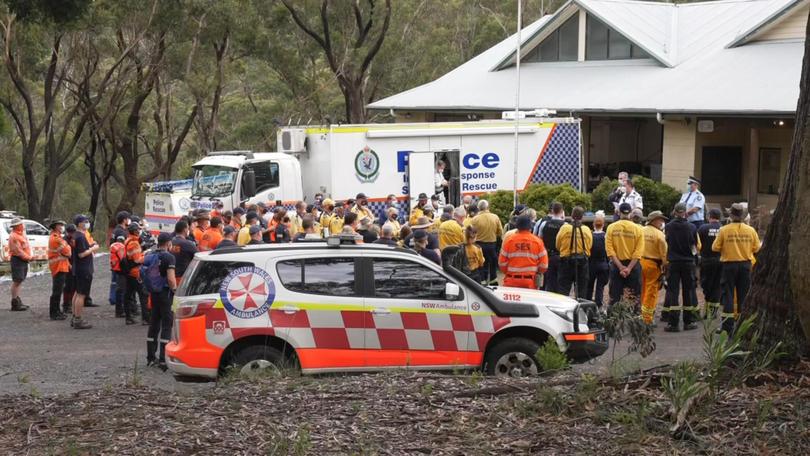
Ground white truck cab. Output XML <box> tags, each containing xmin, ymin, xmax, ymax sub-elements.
<box><xmin>188</xmin><ymin>151</ymin><xmax>303</xmax><ymax>213</ymax></box>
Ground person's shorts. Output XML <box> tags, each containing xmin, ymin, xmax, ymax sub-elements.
<box><xmin>75</xmin><ymin>274</ymin><xmax>93</xmax><ymax>296</ymax></box>
<box><xmin>10</xmin><ymin>257</ymin><xmax>28</xmax><ymax>283</ymax></box>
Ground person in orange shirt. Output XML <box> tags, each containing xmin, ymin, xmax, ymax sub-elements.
<box><xmin>498</xmin><ymin>216</ymin><xmax>549</xmax><ymax>289</ymax></box>
<box><xmin>8</xmin><ymin>217</ymin><xmax>32</xmax><ymax>311</ymax></box>
<box><xmin>192</xmin><ymin>211</ymin><xmax>210</xmax><ymax>245</ymax></box>
<box><xmin>47</xmin><ymin>220</ymin><xmax>71</xmax><ymax>321</ymax></box>
<box><xmin>199</xmin><ymin>216</ymin><xmax>224</xmax><ymax>251</ymax></box>
<box><xmin>124</xmin><ymin>223</ymin><xmax>146</xmax><ymax>325</ymax></box>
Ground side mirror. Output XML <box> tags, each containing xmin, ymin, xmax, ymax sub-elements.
<box><xmin>242</xmin><ymin>168</ymin><xmax>256</xmax><ymax>198</ymax></box>
<box><xmin>445</xmin><ymin>282</ymin><xmax>462</xmax><ymax>301</ymax></box>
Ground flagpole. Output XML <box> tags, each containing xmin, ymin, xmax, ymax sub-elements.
<box><xmin>512</xmin><ymin>0</ymin><xmax>523</xmax><ymax>211</ymax></box>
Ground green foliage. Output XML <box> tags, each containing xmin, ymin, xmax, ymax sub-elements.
<box><xmin>705</xmin><ymin>314</ymin><xmax>785</xmax><ymax>389</ymax></box>
<box><xmin>483</xmin><ymin>183</ymin><xmax>591</xmax><ymax>225</ymax></box>
<box><xmin>662</xmin><ymin>361</ymin><xmax>708</xmax><ymax>433</ymax></box>
<box><xmin>535</xmin><ymin>338</ymin><xmax>570</xmax><ymax>372</ymax></box>
<box><xmin>591</xmin><ymin>177</ymin><xmax>681</xmax><ymax>215</ymax></box>
<box><xmin>3</xmin><ymin>0</ymin><xmax>91</xmax><ymax>24</ymax></box>
<box><xmin>603</xmin><ymin>298</ymin><xmax>656</xmax><ymax>360</ymax></box>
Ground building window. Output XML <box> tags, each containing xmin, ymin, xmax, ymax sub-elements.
<box><xmin>530</xmin><ymin>14</ymin><xmax>578</xmax><ymax>62</ymax></box>
<box><xmin>758</xmin><ymin>147</ymin><xmax>781</xmax><ymax>194</ymax></box>
<box><xmin>701</xmin><ymin>146</ymin><xmax>742</xmax><ymax>196</ymax></box>
<box><xmin>586</xmin><ymin>14</ymin><xmax>648</xmax><ymax>60</ymax></box>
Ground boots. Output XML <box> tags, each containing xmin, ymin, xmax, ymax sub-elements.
<box><xmin>71</xmin><ymin>315</ymin><xmax>92</xmax><ymax>329</ymax></box>
<box><xmin>10</xmin><ymin>297</ymin><xmax>29</xmax><ymax>311</ymax></box>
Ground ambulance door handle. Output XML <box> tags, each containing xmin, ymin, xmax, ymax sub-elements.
<box><xmin>371</xmin><ymin>308</ymin><xmax>391</xmax><ymax>316</ymax></box>
<box><xmin>279</xmin><ymin>305</ymin><xmax>299</xmax><ymax>315</ymax></box>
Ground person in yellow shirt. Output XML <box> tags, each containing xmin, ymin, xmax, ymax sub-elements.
<box><xmin>409</xmin><ymin>193</ymin><xmax>429</xmax><ymax>226</ymax></box>
<box><xmin>439</xmin><ymin>207</ymin><xmax>466</xmax><ymax>250</ymax></box>
<box><xmin>605</xmin><ymin>203</ymin><xmax>644</xmax><ymax>307</ymax></box>
<box><xmin>639</xmin><ymin>211</ymin><xmax>668</xmax><ymax>325</ymax></box>
<box><xmin>463</xmin><ymin>203</ymin><xmax>478</xmax><ymax>229</ymax></box>
<box><xmin>712</xmin><ymin>203</ymin><xmax>761</xmax><ymax>334</ymax></box>
<box><xmin>237</xmin><ymin>212</ymin><xmax>261</xmax><ymax>246</ymax></box>
<box><xmin>464</xmin><ymin>226</ymin><xmax>486</xmax><ymax>283</ymax></box>
<box><xmin>351</xmin><ymin>193</ymin><xmax>375</xmax><ymax>225</ymax></box>
<box><xmin>471</xmin><ymin>199</ymin><xmax>504</xmax><ymax>285</ymax></box>
<box><xmin>382</xmin><ymin>207</ymin><xmax>401</xmax><ymax>239</ymax></box>
<box><xmin>556</xmin><ymin>207</ymin><xmax>593</xmax><ymax>298</ymax></box>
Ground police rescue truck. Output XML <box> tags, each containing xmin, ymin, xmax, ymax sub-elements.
<box><xmin>144</xmin><ymin>115</ymin><xmax>582</xmax><ymax>228</ymax></box>
<box><xmin>166</xmin><ymin>237</ymin><xmax>606</xmax><ymax>379</ymax></box>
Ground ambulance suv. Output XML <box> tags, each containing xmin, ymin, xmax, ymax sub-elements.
<box><xmin>166</xmin><ymin>238</ymin><xmax>607</xmax><ymax>379</ymax></box>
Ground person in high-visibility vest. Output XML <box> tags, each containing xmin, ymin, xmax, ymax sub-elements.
<box><xmin>639</xmin><ymin>211</ymin><xmax>668</xmax><ymax>325</ymax></box>
<box><xmin>498</xmin><ymin>215</ymin><xmax>548</xmax><ymax>289</ymax></box>
<box><xmin>8</xmin><ymin>217</ymin><xmax>32</xmax><ymax>311</ymax></box>
<box><xmin>712</xmin><ymin>203</ymin><xmax>760</xmax><ymax>334</ymax></box>
<box><xmin>47</xmin><ymin>220</ymin><xmax>70</xmax><ymax>320</ymax></box>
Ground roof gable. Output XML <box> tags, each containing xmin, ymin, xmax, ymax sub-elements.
<box><xmin>726</xmin><ymin>0</ymin><xmax>806</xmax><ymax>47</ymax></box>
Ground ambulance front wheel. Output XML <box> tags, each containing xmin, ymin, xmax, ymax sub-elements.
<box><xmin>483</xmin><ymin>337</ymin><xmax>541</xmax><ymax>378</ymax></box>
<box><xmin>233</xmin><ymin>345</ymin><xmax>298</xmax><ymax>377</ymax></box>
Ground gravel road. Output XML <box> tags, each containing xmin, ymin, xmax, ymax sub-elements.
<box><xmin>0</xmin><ymin>256</ymin><xmax>705</xmax><ymax>396</ymax></box>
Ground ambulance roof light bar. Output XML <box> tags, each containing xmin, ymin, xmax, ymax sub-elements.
<box><xmin>501</xmin><ymin>109</ymin><xmax>557</xmax><ymax>120</ymax></box>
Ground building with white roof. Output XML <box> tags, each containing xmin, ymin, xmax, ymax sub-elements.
<box><xmin>369</xmin><ymin>0</ymin><xmax>807</xmax><ymax>210</ymax></box>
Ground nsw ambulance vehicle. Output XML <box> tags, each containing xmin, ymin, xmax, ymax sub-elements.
<box><xmin>166</xmin><ymin>238</ymin><xmax>606</xmax><ymax>379</ymax></box>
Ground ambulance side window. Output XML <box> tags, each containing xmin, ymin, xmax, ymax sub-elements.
<box><xmin>184</xmin><ymin>261</ymin><xmax>253</xmax><ymax>296</ymax></box>
<box><xmin>372</xmin><ymin>259</ymin><xmax>447</xmax><ymax>300</ymax></box>
<box><xmin>276</xmin><ymin>258</ymin><xmax>357</xmax><ymax>297</ymax></box>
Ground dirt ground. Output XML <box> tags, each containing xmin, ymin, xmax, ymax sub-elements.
<box><xmin>0</xmin><ymin>256</ymin><xmax>706</xmax><ymax>396</ymax></box>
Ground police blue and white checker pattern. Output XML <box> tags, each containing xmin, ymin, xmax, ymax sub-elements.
<box><xmin>529</xmin><ymin>123</ymin><xmax>581</xmax><ymax>189</ymax></box>
<box><xmin>367</xmin><ymin>199</ymin><xmax>408</xmax><ymax>225</ymax></box>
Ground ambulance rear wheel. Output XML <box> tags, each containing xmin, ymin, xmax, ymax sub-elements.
<box><xmin>233</xmin><ymin>345</ymin><xmax>293</xmax><ymax>377</ymax></box>
<box><xmin>484</xmin><ymin>337</ymin><xmax>541</xmax><ymax>378</ymax></box>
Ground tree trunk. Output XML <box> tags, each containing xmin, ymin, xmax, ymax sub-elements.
<box><xmin>741</xmin><ymin>17</ymin><xmax>810</xmax><ymax>357</ymax></box>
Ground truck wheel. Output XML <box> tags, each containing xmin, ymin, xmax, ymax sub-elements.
<box><xmin>484</xmin><ymin>337</ymin><xmax>541</xmax><ymax>378</ymax></box>
<box><xmin>233</xmin><ymin>345</ymin><xmax>296</xmax><ymax>377</ymax></box>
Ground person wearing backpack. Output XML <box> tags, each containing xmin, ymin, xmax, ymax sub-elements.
<box><xmin>109</xmin><ymin>235</ymin><xmax>128</xmax><ymax>319</ymax></box>
<box><xmin>124</xmin><ymin>223</ymin><xmax>147</xmax><ymax>325</ymax></box>
<box><xmin>141</xmin><ymin>232</ymin><xmax>177</xmax><ymax>370</ymax></box>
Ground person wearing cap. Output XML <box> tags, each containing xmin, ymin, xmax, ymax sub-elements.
<box><xmin>192</xmin><ymin>210</ymin><xmax>210</xmax><ymax>245</ymax></box>
<box><xmin>439</xmin><ymin>207</ymin><xmax>466</xmax><ymax>250</ymax></box>
<box><xmin>69</xmin><ymin>215</ymin><xmax>98</xmax><ymax>329</ymax></box>
<box><xmin>535</xmin><ymin>202</ymin><xmax>565</xmax><ymax>293</ymax></box>
<box><xmin>698</xmin><ymin>208</ymin><xmax>723</xmax><ymax>319</ymax></box>
<box><xmin>230</xmin><ymin>207</ymin><xmax>245</xmax><ymax>231</ymax></box>
<box><xmin>379</xmin><ymin>194</ymin><xmax>399</xmax><ymax>226</ymax></box>
<box><xmin>504</xmin><ymin>204</ymin><xmax>527</xmax><ymax>232</ymax></box>
<box><xmin>382</xmin><ymin>207</ymin><xmax>401</xmax><ymax>239</ymax></box>
<box><xmin>248</xmin><ymin>224</ymin><xmax>265</xmax><ymax>245</ymax></box>
<box><xmin>606</xmin><ymin>202</ymin><xmax>644</xmax><ymax>307</ymax></box>
<box><xmin>680</xmin><ymin>177</ymin><xmax>706</xmax><ymax>229</ymax></box>
<box><xmin>471</xmin><ymin>199</ymin><xmax>504</xmax><ymax>285</ymax></box>
<box><xmin>237</xmin><ymin>211</ymin><xmax>260</xmax><ymax>246</ymax></box>
<box><xmin>618</xmin><ymin>178</ymin><xmax>643</xmax><ymax>216</ymax></box>
<box><xmin>46</xmin><ymin>220</ymin><xmax>70</xmax><ymax>320</ymax></box>
<box><xmin>556</xmin><ymin>207</ymin><xmax>593</xmax><ymax>299</ymax></box>
<box><xmin>423</xmin><ymin>205</ymin><xmax>436</xmax><ymax>226</ymax></box>
<box><xmin>402</xmin><ymin>216</ymin><xmax>440</xmax><ymax>252</ymax></box>
<box><xmin>112</xmin><ymin>211</ymin><xmax>131</xmax><ymax>243</ymax></box>
<box><xmin>712</xmin><ymin>203</ymin><xmax>760</xmax><ymax>334</ymax></box>
<box><xmin>663</xmin><ymin>203</ymin><xmax>700</xmax><ymax>332</ymax></box>
<box><xmin>145</xmin><ymin>232</ymin><xmax>177</xmax><ymax>370</ymax></box>
<box><xmin>640</xmin><ymin>211</ymin><xmax>668</xmax><ymax>325</ymax></box>
<box><xmin>409</xmin><ymin>193</ymin><xmax>430</xmax><ymax>226</ymax></box>
<box><xmin>7</xmin><ymin>217</ymin><xmax>32</xmax><ymax>311</ymax></box>
<box><xmin>124</xmin><ymin>222</ymin><xmax>147</xmax><ymax>325</ymax></box>
<box><xmin>199</xmin><ymin>216</ymin><xmax>224</xmax><ymax>252</ymax></box>
<box><xmin>413</xmin><ymin>229</ymin><xmax>440</xmax><ymax>265</ymax></box>
<box><xmin>587</xmin><ymin>211</ymin><xmax>610</xmax><ymax>307</ymax></box>
<box><xmin>62</xmin><ymin>224</ymin><xmax>77</xmax><ymax>315</ymax></box>
<box><xmin>170</xmin><ymin>220</ymin><xmax>198</xmax><ymax>281</ymax></box>
<box><xmin>110</xmin><ymin>233</ymin><xmax>128</xmax><ymax>318</ymax></box>
<box><xmin>216</xmin><ymin>225</ymin><xmax>239</xmax><ymax>249</ymax></box>
<box><xmin>498</xmin><ymin>215</ymin><xmax>548</xmax><ymax>289</ymax></box>
<box><xmin>351</xmin><ymin>193</ymin><xmax>375</xmax><ymax>225</ymax></box>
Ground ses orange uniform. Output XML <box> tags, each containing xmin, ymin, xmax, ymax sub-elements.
<box><xmin>47</xmin><ymin>231</ymin><xmax>71</xmax><ymax>275</ymax></box>
<box><xmin>125</xmin><ymin>234</ymin><xmax>144</xmax><ymax>279</ymax></box>
<box><xmin>498</xmin><ymin>231</ymin><xmax>549</xmax><ymax>289</ymax></box>
<box><xmin>199</xmin><ymin>227</ymin><xmax>223</xmax><ymax>252</ymax></box>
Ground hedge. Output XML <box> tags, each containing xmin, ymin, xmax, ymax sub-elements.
<box><xmin>591</xmin><ymin>176</ymin><xmax>681</xmax><ymax>216</ymax></box>
<box><xmin>482</xmin><ymin>183</ymin><xmax>591</xmax><ymax>225</ymax></box>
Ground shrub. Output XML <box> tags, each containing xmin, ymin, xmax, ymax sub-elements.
<box><xmin>482</xmin><ymin>183</ymin><xmax>590</xmax><ymax>225</ymax></box>
<box><xmin>535</xmin><ymin>338</ymin><xmax>570</xmax><ymax>372</ymax></box>
<box><xmin>591</xmin><ymin>176</ymin><xmax>681</xmax><ymax>216</ymax></box>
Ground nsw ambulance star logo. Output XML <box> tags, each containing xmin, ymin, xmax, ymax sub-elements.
<box><xmin>220</xmin><ymin>266</ymin><xmax>275</xmax><ymax>319</ymax></box>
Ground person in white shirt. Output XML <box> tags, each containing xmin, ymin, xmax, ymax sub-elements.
<box><xmin>679</xmin><ymin>176</ymin><xmax>706</xmax><ymax>229</ymax></box>
<box><xmin>434</xmin><ymin>160</ymin><xmax>448</xmax><ymax>205</ymax></box>
<box><xmin>609</xmin><ymin>171</ymin><xmax>629</xmax><ymax>213</ymax></box>
<box><xmin>619</xmin><ymin>178</ymin><xmax>643</xmax><ymax>213</ymax></box>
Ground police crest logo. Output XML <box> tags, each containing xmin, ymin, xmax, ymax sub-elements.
<box><xmin>219</xmin><ymin>266</ymin><xmax>276</xmax><ymax>319</ymax></box>
<box><xmin>354</xmin><ymin>146</ymin><xmax>380</xmax><ymax>182</ymax></box>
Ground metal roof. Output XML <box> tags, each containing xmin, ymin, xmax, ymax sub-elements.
<box><xmin>369</xmin><ymin>0</ymin><xmax>804</xmax><ymax>115</ymax></box>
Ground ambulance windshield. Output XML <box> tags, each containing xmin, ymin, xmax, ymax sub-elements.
<box><xmin>192</xmin><ymin>165</ymin><xmax>237</xmax><ymax>198</ymax></box>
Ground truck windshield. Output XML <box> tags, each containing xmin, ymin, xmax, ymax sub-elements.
<box><xmin>192</xmin><ymin>165</ymin><xmax>237</xmax><ymax>198</ymax></box>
